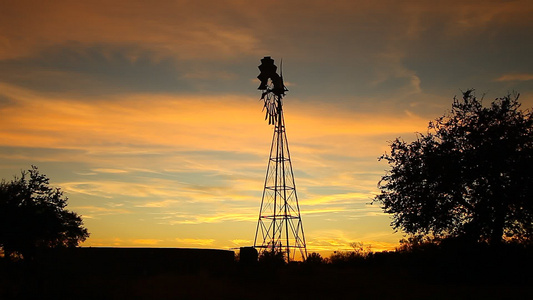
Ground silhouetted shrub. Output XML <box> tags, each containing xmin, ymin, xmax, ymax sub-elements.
<box><xmin>329</xmin><ymin>251</ymin><xmax>367</xmax><ymax>266</ymax></box>
<box><xmin>305</xmin><ymin>252</ymin><xmax>325</xmax><ymax>265</ymax></box>
<box><xmin>258</xmin><ymin>250</ymin><xmax>285</xmax><ymax>267</ymax></box>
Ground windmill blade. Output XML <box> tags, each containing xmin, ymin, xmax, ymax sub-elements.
<box><xmin>257</xmin><ymin>57</ymin><xmax>287</xmax><ymax>125</ymax></box>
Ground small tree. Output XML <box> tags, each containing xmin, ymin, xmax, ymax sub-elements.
<box><xmin>0</xmin><ymin>166</ymin><xmax>89</xmax><ymax>259</ymax></box>
<box><xmin>305</xmin><ymin>252</ymin><xmax>325</xmax><ymax>265</ymax></box>
<box><xmin>349</xmin><ymin>241</ymin><xmax>372</xmax><ymax>258</ymax></box>
<box><xmin>375</xmin><ymin>90</ymin><xmax>533</xmax><ymax>245</ymax></box>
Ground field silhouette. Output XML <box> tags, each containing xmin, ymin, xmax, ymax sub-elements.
<box><xmin>1</xmin><ymin>243</ymin><xmax>531</xmax><ymax>299</ymax></box>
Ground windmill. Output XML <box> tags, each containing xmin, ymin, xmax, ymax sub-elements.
<box><xmin>254</xmin><ymin>56</ymin><xmax>307</xmax><ymax>262</ymax></box>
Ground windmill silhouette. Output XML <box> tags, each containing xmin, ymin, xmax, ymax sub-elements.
<box><xmin>254</xmin><ymin>56</ymin><xmax>307</xmax><ymax>262</ymax></box>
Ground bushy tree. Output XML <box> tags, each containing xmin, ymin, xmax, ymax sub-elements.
<box><xmin>375</xmin><ymin>90</ymin><xmax>533</xmax><ymax>245</ymax></box>
<box><xmin>305</xmin><ymin>252</ymin><xmax>325</xmax><ymax>265</ymax></box>
<box><xmin>0</xmin><ymin>166</ymin><xmax>89</xmax><ymax>259</ymax></box>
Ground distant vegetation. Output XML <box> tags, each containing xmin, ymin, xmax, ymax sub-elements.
<box><xmin>0</xmin><ymin>166</ymin><xmax>89</xmax><ymax>260</ymax></box>
<box><xmin>375</xmin><ymin>90</ymin><xmax>533</xmax><ymax>246</ymax></box>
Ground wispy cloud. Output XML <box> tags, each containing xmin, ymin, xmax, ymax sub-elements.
<box><xmin>92</xmin><ymin>168</ymin><xmax>129</xmax><ymax>174</ymax></box>
<box><xmin>165</xmin><ymin>212</ymin><xmax>256</xmax><ymax>225</ymax></box>
<box><xmin>304</xmin><ymin>192</ymin><xmax>373</xmax><ymax>206</ymax></box>
<box><xmin>175</xmin><ymin>238</ymin><xmax>215</xmax><ymax>246</ymax></box>
<box><xmin>135</xmin><ymin>200</ymin><xmax>181</xmax><ymax>208</ymax></box>
<box><xmin>132</xmin><ymin>239</ymin><xmax>163</xmax><ymax>245</ymax></box>
<box><xmin>230</xmin><ymin>239</ymin><xmax>252</xmax><ymax>246</ymax></box>
<box><xmin>494</xmin><ymin>73</ymin><xmax>533</xmax><ymax>82</ymax></box>
<box><xmin>72</xmin><ymin>205</ymin><xmax>132</xmax><ymax>219</ymax></box>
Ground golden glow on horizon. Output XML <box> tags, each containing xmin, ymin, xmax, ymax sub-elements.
<box><xmin>0</xmin><ymin>83</ymin><xmax>413</xmax><ymax>253</ymax></box>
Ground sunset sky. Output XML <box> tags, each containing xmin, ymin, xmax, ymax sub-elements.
<box><xmin>1</xmin><ymin>0</ymin><xmax>532</xmax><ymax>255</ymax></box>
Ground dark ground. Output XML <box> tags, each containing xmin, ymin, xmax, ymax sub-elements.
<box><xmin>1</xmin><ymin>246</ymin><xmax>532</xmax><ymax>299</ymax></box>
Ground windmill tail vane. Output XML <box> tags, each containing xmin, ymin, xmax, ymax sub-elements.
<box><xmin>279</xmin><ymin>58</ymin><xmax>286</xmax><ymax>93</ymax></box>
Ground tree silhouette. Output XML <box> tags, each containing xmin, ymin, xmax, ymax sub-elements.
<box><xmin>258</xmin><ymin>249</ymin><xmax>286</xmax><ymax>267</ymax></box>
<box><xmin>305</xmin><ymin>252</ymin><xmax>325</xmax><ymax>265</ymax></box>
<box><xmin>375</xmin><ymin>90</ymin><xmax>533</xmax><ymax>245</ymax></box>
<box><xmin>0</xmin><ymin>166</ymin><xmax>89</xmax><ymax>259</ymax></box>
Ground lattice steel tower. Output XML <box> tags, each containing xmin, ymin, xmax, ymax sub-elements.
<box><xmin>254</xmin><ymin>57</ymin><xmax>307</xmax><ymax>262</ymax></box>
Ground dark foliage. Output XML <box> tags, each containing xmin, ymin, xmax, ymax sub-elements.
<box><xmin>258</xmin><ymin>250</ymin><xmax>286</xmax><ymax>267</ymax></box>
<box><xmin>329</xmin><ymin>251</ymin><xmax>366</xmax><ymax>265</ymax></box>
<box><xmin>0</xmin><ymin>166</ymin><xmax>89</xmax><ymax>260</ymax></box>
<box><xmin>304</xmin><ymin>252</ymin><xmax>325</xmax><ymax>265</ymax></box>
<box><xmin>375</xmin><ymin>90</ymin><xmax>533</xmax><ymax>244</ymax></box>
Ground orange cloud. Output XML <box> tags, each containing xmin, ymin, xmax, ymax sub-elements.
<box><xmin>0</xmin><ymin>83</ymin><xmax>428</xmax><ymax>153</ymax></box>
<box><xmin>3</xmin><ymin>0</ymin><xmax>528</xmax><ymax>63</ymax></box>
<box><xmin>0</xmin><ymin>0</ymin><xmax>261</xmax><ymax>60</ymax></box>
<box><xmin>132</xmin><ymin>239</ymin><xmax>163</xmax><ymax>245</ymax></box>
<box><xmin>72</xmin><ymin>205</ymin><xmax>132</xmax><ymax>219</ymax></box>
